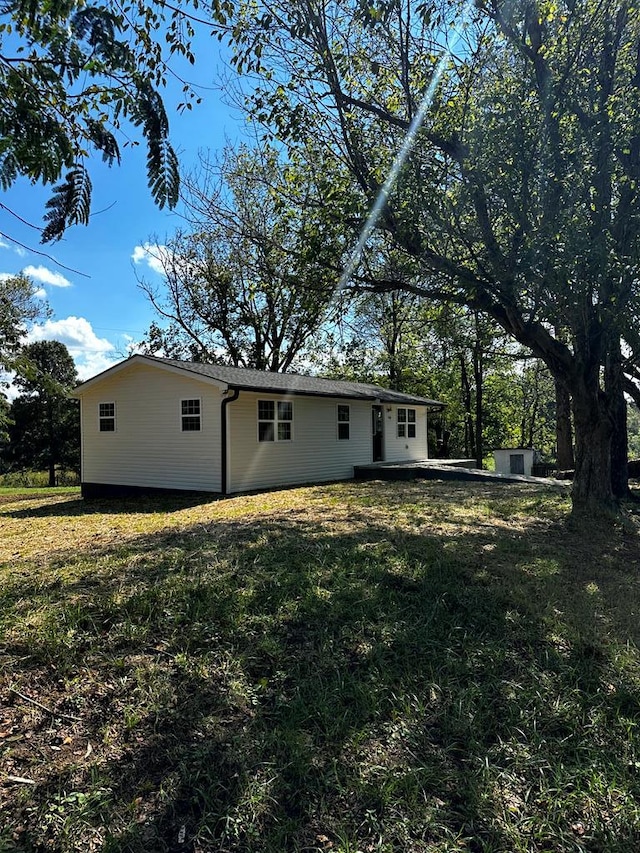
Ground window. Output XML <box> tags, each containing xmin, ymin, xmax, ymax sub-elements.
<box><xmin>277</xmin><ymin>401</ymin><xmax>293</xmax><ymax>440</ymax></box>
<box><xmin>407</xmin><ymin>408</ymin><xmax>416</xmax><ymax>438</ymax></box>
<box><xmin>99</xmin><ymin>402</ymin><xmax>115</xmax><ymax>432</ymax></box>
<box><xmin>337</xmin><ymin>404</ymin><xmax>350</xmax><ymax>440</ymax></box>
<box><xmin>181</xmin><ymin>398</ymin><xmax>201</xmax><ymax>431</ymax></box>
<box><xmin>258</xmin><ymin>399</ymin><xmax>293</xmax><ymax>441</ymax></box>
<box><xmin>397</xmin><ymin>408</ymin><xmax>417</xmax><ymax>439</ymax></box>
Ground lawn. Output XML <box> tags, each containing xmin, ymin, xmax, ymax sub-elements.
<box><xmin>1</xmin><ymin>480</ymin><xmax>640</xmax><ymax>853</ymax></box>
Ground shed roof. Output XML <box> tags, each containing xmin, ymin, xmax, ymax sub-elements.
<box><xmin>74</xmin><ymin>355</ymin><xmax>445</xmax><ymax>409</ymax></box>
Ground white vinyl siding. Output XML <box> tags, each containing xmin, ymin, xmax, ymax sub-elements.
<box><xmin>77</xmin><ymin>359</ymin><xmax>434</xmax><ymax>495</ymax></box>
<box><xmin>80</xmin><ymin>364</ymin><xmax>221</xmax><ymax>492</ymax></box>
<box><xmin>228</xmin><ymin>393</ymin><xmax>371</xmax><ymax>493</ymax></box>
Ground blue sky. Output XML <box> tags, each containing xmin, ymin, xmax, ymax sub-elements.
<box><xmin>0</xmin><ymin>41</ymin><xmax>241</xmax><ymax>386</ymax></box>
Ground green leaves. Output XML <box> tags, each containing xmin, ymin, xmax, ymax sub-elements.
<box><xmin>130</xmin><ymin>80</ymin><xmax>179</xmax><ymax>209</ymax></box>
<box><xmin>0</xmin><ymin>274</ymin><xmax>47</xmax><ymax>372</ymax></box>
<box><xmin>147</xmin><ymin>137</ymin><xmax>180</xmax><ymax>210</ymax></box>
<box><xmin>138</xmin><ymin>140</ymin><xmax>344</xmax><ymax>370</ymax></box>
<box><xmin>41</xmin><ymin>165</ymin><xmax>92</xmax><ymax>242</ymax></box>
<box><xmin>0</xmin><ymin>0</ymin><xmax>211</xmax><ymax>240</ymax></box>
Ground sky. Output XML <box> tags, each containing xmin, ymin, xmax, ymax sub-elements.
<box><xmin>0</xmin><ymin>39</ymin><xmax>242</xmax><ymax>389</ymax></box>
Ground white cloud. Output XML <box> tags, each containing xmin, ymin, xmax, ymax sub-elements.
<box><xmin>23</xmin><ymin>265</ymin><xmax>72</xmax><ymax>288</ymax></box>
<box><xmin>0</xmin><ymin>238</ymin><xmax>26</xmax><ymax>257</ymax></box>
<box><xmin>26</xmin><ymin>316</ymin><xmax>118</xmax><ymax>381</ymax></box>
<box><xmin>132</xmin><ymin>243</ymin><xmax>169</xmax><ymax>276</ymax></box>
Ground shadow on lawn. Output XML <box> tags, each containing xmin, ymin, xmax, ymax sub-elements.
<box><xmin>3</xmin><ymin>492</ymin><xmax>222</xmax><ymax>519</ymax></box>
<box><xmin>3</xmin><ymin>488</ymin><xmax>640</xmax><ymax>853</ymax></box>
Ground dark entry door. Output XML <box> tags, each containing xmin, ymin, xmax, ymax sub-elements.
<box><xmin>509</xmin><ymin>453</ymin><xmax>525</xmax><ymax>475</ymax></box>
<box><xmin>372</xmin><ymin>405</ymin><xmax>384</xmax><ymax>461</ymax></box>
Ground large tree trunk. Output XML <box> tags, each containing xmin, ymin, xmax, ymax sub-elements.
<box><xmin>555</xmin><ymin>379</ymin><xmax>574</xmax><ymax>471</ymax></box>
<box><xmin>605</xmin><ymin>337</ymin><xmax>628</xmax><ymax>499</ymax></box>
<box><xmin>47</xmin><ymin>399</ymin><xmax>56</xmax><ymax>488</ymax></box>
<box><xmin>473</xmin><ymin>338</ymin><xmax>483</xmax><ymax>469</ymax></box>
<box><xmin>571</xmin><ymin>384</ymin><xmax>615</xmax><ymax>515</ymax></box>
<box><xmin>460</xmin><ymin>355</ymin><xmax>475</xmax><ymax>460</ymax></box>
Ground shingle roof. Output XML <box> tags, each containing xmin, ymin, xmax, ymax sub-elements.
<box><xmin>154</xmin><ymin>357</ymin><xmax>445</xmax><ymax>408</ymax></box>
<box><xmin>73</xmin><ymin>355</ymin><xmax>445</xmax><ymax>408</ymax></box>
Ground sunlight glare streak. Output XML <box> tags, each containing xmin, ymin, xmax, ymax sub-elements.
<box><xmin>337</xmin><ymin>6</ymin><xmax>472</xmax><ymax>293</ymax></box>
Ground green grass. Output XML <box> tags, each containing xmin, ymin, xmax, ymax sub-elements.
<box><xmin>0</xmin><ymin>485</ymin><xmax>79</xmax><ymax>498</ymax></box>
<box><xmin>0</xmin><ymin>470</ymin><xmax>80</xmax><ymax>489</ymax></box>
<box><xmin>1</xmin><ymin>480</ymin><xmax>639</xmax><ymax>852</ymax></box>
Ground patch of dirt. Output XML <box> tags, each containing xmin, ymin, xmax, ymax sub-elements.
<box><xmin>0</xmin><ymin>492</ymin><xmax>60</xmax><ymax>506</ymax></box>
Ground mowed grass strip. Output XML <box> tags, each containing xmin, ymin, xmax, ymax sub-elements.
<box><xmin>1</xmin><ymin>481</ymin><xmax>639</xmax><ymax>853</ymax></box>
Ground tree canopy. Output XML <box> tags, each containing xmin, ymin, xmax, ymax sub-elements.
<box><xmin>217</xmin><ymin>0</ymin><xmax>640</xmax><ymax>515</ymax></box>
<box><xmin>0</xmin><ymin>0</ymin><xmax>231</xmax><ymax>240</ymax></box>
<box><xmin>138</xmin><ymin>142</ymin><xmax>345</xmax><ymax>371</ymax></box>
<box><xmin>8</xmin><ymin>339</ymin><xmax>79</xmax><ymax>484</ymax></box>
<box><xmin>0</xmin><ymin>273</ymin><xmax>46</xmax><ymax>372</ymax></box>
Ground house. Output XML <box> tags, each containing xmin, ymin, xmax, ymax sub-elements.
<box><xmin>72</xmin><ymin>355</ymin><xmax>445</xmax><ymax>497</ymax></box>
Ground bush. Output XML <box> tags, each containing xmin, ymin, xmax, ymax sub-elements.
<box><xmin>0</xmin><ymin>469</ymin><xmax>80</xmax><ymax>487</ymax></box>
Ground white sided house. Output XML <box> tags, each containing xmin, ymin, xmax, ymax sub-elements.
<box><xmin>72</xmin><ymin>355</ymin><xmax>445</xmax><ymax>497</ymax></box>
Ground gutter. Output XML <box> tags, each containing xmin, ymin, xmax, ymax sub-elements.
<box><xmin>221</xmin><ymin>388</ymin><xmax>240</xmax><ymax>495</ymax></box>
<box><xmin>221</xmin><ymin>383</ymin><xmax>445</xmax><ymax>408</ymax></box>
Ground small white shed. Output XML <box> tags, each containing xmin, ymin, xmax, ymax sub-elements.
<box><xmin>493</xmin><ymin>448</ymin><xmax>537</xmax><ymax>477</ymax></box>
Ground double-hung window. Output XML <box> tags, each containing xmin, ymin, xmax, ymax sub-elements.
<box><xmin>99</xmin><ymin>402</ymin><xmax>115</xmax><ymax>432</ymax></box>
<box><xmin>397</xmin><ymin>407</ymin><xmax>416</xmax><ymax>439</ymax></box>
<box><xmin>258</xmin><ymin>400</ymin><xmax>293</xmax><ymax>442</ymax></box>
<box><xmin>337</xmin><ymin>404</ymin><xmax>350</xmax><ymax>440</ymax></box>
<box><xmin>181</xmin><ymin>398</ymin><xmax>201</xmax><ymax>431</ymax></box>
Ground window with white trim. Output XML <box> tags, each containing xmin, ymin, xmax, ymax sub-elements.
<box><xmin>258</xmin><ymin>399</ymin><xmax>293</xmax><ymax>441</ymax></box>
<box><xmin>397</xmin><ymin>407</ymin><xmax>417</xmax><ymax>438</ymax></box>
<box><xmin>337</xmin><ymin>404</ymin><xmax>350</xmax><ymax>440</ymax></box>
<box><xmin>99</xmin><ymin>402</ymin><xmax>115</xmax><ymax>432</ymax></box>
<box><xmin>181</xmin><ymin>398</ymin><xmax>201</xmax><ymax>431</ymax></box>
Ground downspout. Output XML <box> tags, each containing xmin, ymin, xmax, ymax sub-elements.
<box><xmin>221</xmin><ymin>388</ymin><xmax>240</xmax><ymax>495</ymax></box>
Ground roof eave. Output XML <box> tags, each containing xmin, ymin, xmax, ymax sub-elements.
<box><xmin>71</xmin><ymin>354</ymin><xmax>228</xmax><ymax>396</ymax></box>
<box><xmin>226</xmin><ymin>383</ymin><xmax>445</xmax><ymax>408</ymax></box>
<box><xmin>71</xmin><ymin>354</ymin><xmax>446</xmax><ymax>408</ymax></box>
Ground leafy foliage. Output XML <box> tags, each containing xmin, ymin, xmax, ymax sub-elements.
<box><xmin>137</xmin><ymin>142</ymin><xmax>346</xmax><ymax>370</ymax></box>
<box><xmin>41</xmin><ymin>166</ymin><xmax>92</xmax><ymax>243</ymax></box>
<box><xmin>8</xmin><ymin>340</ymin><xmax>79</xmax><ymax>483</ymax></box>
<box><xmin>218</xmin><ymin>0</ymin><xmax>640</xmax><ymax>513</ymax></box>
<box><xmin>0</xmin><ymin>0</ymin><xmax>231</xmax><ymax>239</ymax></box>
<box><xmin>0</xmin><ymin>273</ymin><xmax>47</xmax><ymax>372</ymax></box>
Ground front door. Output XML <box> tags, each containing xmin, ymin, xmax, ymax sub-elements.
<box><xmin>372</xmin><ymin>405</ymin><xmax>384</xmax><ymax>462</ymax></box>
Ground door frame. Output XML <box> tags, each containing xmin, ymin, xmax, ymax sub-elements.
<box><xmin>372</xmin><ymin>405</ymin><xmax>384</xmax><ymax>462</ymax></box>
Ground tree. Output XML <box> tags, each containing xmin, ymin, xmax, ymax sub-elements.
<box><xmin>0</xmin><ymin>391</ymin><xmax>10</xmax><ymax>470</ymax></box>
<box><xmin>0</xmin><ymin>273</ymin><xmax>46</xmax><ymax>372</ymax></box>
<box><xmin>221</xmin><ymin>0</ymin><xmax>640</xmax><ymax>516</ymax></box>
<box><xmin>0</xmin><ymin>0</ymin><xmax>231</xmax><ymax>241</ymax></box>
<box><xmin>137</xmin><ymin>143</ymin><xmax>344</xmax><ymax>371</ymax></box>
<box><xmin>310</xmin><ymin>290</ymin><xmax>554</xmax><ymax>463</ymax></box>
<box><xmin>8</xmin><ymin>340</ymin><xmax>79</xmax><ymax>484</ymax></box>
<box><xmin>309</xmin><ymin>288</ymin><xmax>428</xmax><ymax>389</ymax></box>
